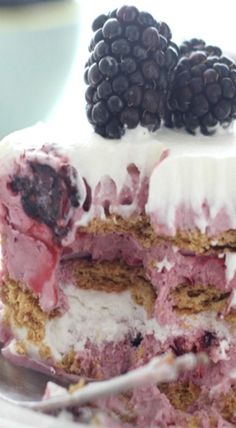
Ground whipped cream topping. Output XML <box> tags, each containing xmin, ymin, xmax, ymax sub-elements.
<box><xmin>146</xmin><ymin>125</ymin><xmax>236</xmax><ymax>234</ymax></box>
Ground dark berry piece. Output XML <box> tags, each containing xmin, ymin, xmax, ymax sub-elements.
<box><xmin>111</xmin><ymin>38</ymin><xmax>131</xmax><ymax>56</ymax></box>
<box><xmin>213</xmin><ymin>99</ymin><xmax>231</xmax><ymax>120</ymax></box>
<box><xmin>142</xmin><ymin>89</ymin><xmax>159</xmax><ymax>113</ymax></box>
<box><xmin>202</xmin><ymin>331</ymin><xmax>216</xmax><ymax>348</ymax></box>
<box><xmin>221</xmin><ymin>77</ymin><xmax>235</xmax><ymax>99</ymax></box>
<box><xmin>92</xmin><ymin>91</ymin><xmax>100</xmax><ymax>104</ymax></box>
<box><xmin>201</xmin><ymin>112</ymin><xmax>218</xmax><ymax>128</ymax></box>
<box><xmin>213</xmin><ymin>62</ymin><xmax>229</xmax><ymax>78</ymax></box>
<box><xmin>176</xmin><ymin>86</ymin><xmax>192</xmax><ymax>111</ymax></box>
<box><xmin>97</xmin><ymin>80</ymin><xmax>112</xmax><ymax>99</ymax></box>
<box><xmin>221</xmin><ymin>56</ymin><xmax>235</xmax><ymax>67</ymax></box>
<box><xmin>106</xmin><ymin>119</ymin><xmax>124</xmax><ymax>139</ymax></box>
<box><xmin>92</xmin><ymin>101</ymin><xmax>110</xmax><ymax>125</ymax></box>
<box><xmin>94</xmin><ymin>40</ymin><xmax>110</xmax><ymax>60</ymax></box>
<box><xmin>203</xmin><ymin>68</ymin><xmax>218</xmax><ymax>85</ymax></box>
<box><xmin>112</xmin><ymin>75</ymin><xmax>129</xmax><ymax>94</ymax></box>
<box><xmin>164</xmin><ymin>46</ymin><xmax>178</xmax><ymax>69</ymax></box>
<box><xmin>159</xmin><ymin>35</ymin><xmax>167</xmax><ymax>50</ymax></box>
<box><xmin>92</xmin><ymin>14</ymin><xmax>107</xmax><ymax>32</ymax></box>
<box><xmin>232</xmin><ymin>69</ymin><xmax>236</xmax><ymax>83</ymax></box>
<box><xmin>131</xmin><ymin>332</ymin><xmax>143</xmax><ymax>347</ymax></box>
<box><xmin>153</xmin><ymin>50</ymin><xmax>165</xmax><ymax>67</ymax></box>
<box><xmin>108</xmin><ymin>9</ymin><xmax>117</xmax><ymax>18</ymax></box>
<box><xmin>205</xmin><ymin>83</ymin><xmax>222</xmax><ymax>104</ymax></box>
<box><xmin>205</xmin><ymin>55</ymin><xmax>219</xmax><ymax>67</ymax></box>
<box><xmin>183</xmin><ymin>112</ymin><xmax>199</xmax><ymax>130</ymax></box>
<box><xmin>191</xmin><ymin>63</ymin><xmax>207</xmax><ymax>77</ymax></box>
<box><xmin>158</xmin><ymin>70</ymin><xmax>168</xmax><ymax>90</ymax></box>
<box><xmin>102</xmin><ymin>18</ymin><xmax>122</xmax><ymax>39</ymax></box>
<box><xmin>192</xmin><ymin>94</ymin><xmax>209</xmax><ymax>116</ymax></box>
<box><xmin>138</xmin><ymin>11</ymin><xmax>154</xmax><ymax>26</ymax></box>
<box><xmin>190</xmin><ymin>77</ymin><xmax>203</xmax><ymax>94</ymax></box>
<box><xmin>88</xmin><ymin>63</ymin><xmax>103</xmax><ymax>86</ymax></box>
<box><xmin>141</xmin><ymin>111</ymin><xmax>160</xmax><ymax>131</ymax></box>
<box><xmin>130</xmin><ymin>70</ymin><xmax>144</xmax><ymax>86</ymax></box>
<box><xmin>157</xmin><ymin>21</ymin><xmax>172</xmax><ymax>41</ymax></box>
<box><xmin>189</xmin><ymin>51</ymin><xmax>207</xmax><ymax>66</ymax></box>
<box><xmin>107</xmin><ymin>95</ymin><xmax>124</xmax><ymax>112</ymax></box>
<box><xmin>87</xmin><ymin>54</ymin><xmax>95</xmax><ymax>67</ymax></box>
<box><xmin>125</xmin><ymin>25</ymin><xmax>140</xmax><ymax>42</ymax></box>
<box><xmin>142</xmin><ymin>27</ymin><xmax>160</xmax><ymax>51</ymax></box>
<box><xmin>124</xmin><ymin>86</ymin><xmax>142</xmax><ymax>107</ymax></box>
<box><xmin>120</xmin><ymin>57</ymin><xmax>137</xmax><ymax>74</ymax></box>
<box><xmin>176</xmin><ymin>70</ymin><xmax>191</xmax><ymax>87</ymax></box>
<box><xmin>117</xmin><ymin>5</ymin><xmax>138</xmax><ymax>22</ymax></box>
<box><xmin>86</xmin><ymin>104</ymin><xmax>93</xmax><ymax>123</ymax></box>
<box><xmin>93</xmin><ymin>28</ymin><xmax>103</xmax><ymax>46</ymax></box>
<box><xmin>133</xmin><ymin>45</ymin><xmax>148</xmax><ymax>61</ymax></box>
<box><xmin>120</xmin><ymin>108</ymin><xmax>139</xmax><ymax>128</ymax></box>
<box><xmin>94</xmin><ymin>125</ymin><xmax>106</xmax><ymax>137</ymax></box>
<box><xmin>10</xmin><ymin>163</ymin><xmax>80</xmax><ymax>240</ymax></box>
<box><xmin>142</xmin><ymin>60</ymin><xmax>159</xmax><ymax>80</ymax></box>
<box><xmin>84</xmin><ymin>67</ymin><xmax>89</xmax><ymax>84</ymax></box>
<box><xmin>85</xmin><ymin>86</ymin><xmax>95</xmax><ymax>103</ymax></box>
<box><xmin>99</xmin><ymin>56</ymin><xmax>118</xmax><ymax>77</ymax></box>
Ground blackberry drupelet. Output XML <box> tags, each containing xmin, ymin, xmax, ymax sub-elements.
<box><xmin>85</xmin><ymin>5</ymin><xmax>179</xmax><ymax>138</ymax></box>
<box><xmin>165</xmin><ymin>39</ymin><xmax>236</xmax><ymax>135</ymax></box>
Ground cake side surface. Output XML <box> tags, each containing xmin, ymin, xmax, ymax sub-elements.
<box><xmin>1</xmin><ymin>124</ymin><xmax>236</xmax><ymax>427</ymax></box>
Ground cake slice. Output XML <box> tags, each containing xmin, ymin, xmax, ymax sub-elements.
<box><xmin>1</xmin><ymin>4</ymin><xmax>236</xmax><ymax>427</ymax></box>
<box><xmin>1</xmin><ymin>123</ymin><xmax>236</xmax><ymax>427</ymax></box>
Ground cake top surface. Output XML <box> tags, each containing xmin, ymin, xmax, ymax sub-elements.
<box><xmin>2</xmin><ymin>120</ymin><xmax>236</xmax><ymax>162</ymax></box>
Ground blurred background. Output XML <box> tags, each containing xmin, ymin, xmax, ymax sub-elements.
<box><xmin>0</xmin><ymin>0</ymin><xmax>235</xmax><ymax>139</ymax></box>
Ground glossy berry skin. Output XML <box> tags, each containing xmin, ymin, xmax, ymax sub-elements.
<box><xmin>85</xmin><ymin>5</ymin><xmax>178</xmax><ymax>138</ymax></box>
<box><xmin>165</xmin><ymin>39</ymin><xmax>236</xmax><ymax>135</ymax></box>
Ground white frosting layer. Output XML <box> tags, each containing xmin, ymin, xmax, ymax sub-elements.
<box><xmin>156</xmin><ymin>256</ymin><xmax>174</xmax><ymax>273</ymax></box>
<box><xmin>44</xmin><ymin>284</ymin><xmax>180</xmax><ymax>358</ymax></box>
<box><xmin>1</xmin><ymin>122</ymin><xmax>236</xmax><ymax>234</ymax></box>
<box><xmin>225</xmin><ymin>253</ymin><xmax>236</xmax><ymax>283</ymax></box>
<box><xmin>0</xmin><ymin>123</ymin><xmax>163</xmax><ymax>188</ymax></box>
<box><xmin>7</xmin><ymin>285</ymin><xmax>231</xmax><ymax>364</ymax></box>
<box><xmin>0</xmin><ymin>124</ymin><xmax>165</xmax><ymax>223</ymax></box>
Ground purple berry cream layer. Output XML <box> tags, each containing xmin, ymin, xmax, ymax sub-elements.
<box><xmin>1</xmin><ymin>124</ymin><xmax>236</xmax><ymax>427</ymax></box>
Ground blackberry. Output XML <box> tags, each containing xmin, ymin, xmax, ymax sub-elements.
<box><xmin>165</xmin><ymin>38</ymin><xmax>236</xmax><ymax>135</ymax></box>
<box><xmin>10</xmin><ymin>162</ymin><xmax>80</xmax><ymax>240</ymax></box>
<box><xmin>131</xmin><ymin>332</ymin><xmax>143</xmax><ymax>347</ymax></box>
<box><xmin>85</xmin><ymin>5</ymin><xmax>179</xmax><ymax>138</ymax></box>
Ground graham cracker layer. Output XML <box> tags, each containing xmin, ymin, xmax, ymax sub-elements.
<box><xmin>218</xmin><ymin>386</ymin><xmax>236</xmax><ymax>423</ymax></box>
<box><xmin>78</xmin><ymin>214</ymin><xmax>236</xmax><ymax>253</ymax></box>
<box><xmin>159</xmin><ymin>382</ymin><xmax>236</xmax><ymax>426</ymax></box>
<box><xmin>170</xmin><ymin>283</ymin><xmax>230</xmax><ymax>314</ymax></box>
<box><xmin>159</xmin><ymin>381</ymin><xmax>201</xmax><ymax>411</ymax></box>
<box><xmin>72</xmin><ymin>259</ymin><xmax>156</xmax><ymax>315</ymax></box>
<box><xmin>1</xmin><ymin>280</ymin><xmax>49</xmax><ymax>343</ymax></box>
<box><xmin>78</xmin><ymin>215</ymin><xmax>155</xmax><ymax>249</ymax></box>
